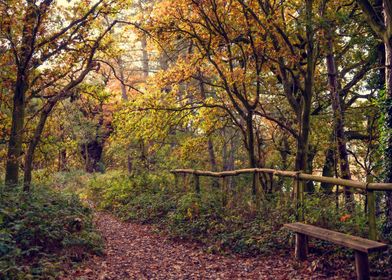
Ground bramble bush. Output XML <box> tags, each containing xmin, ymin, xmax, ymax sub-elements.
<box><xmin>0</xmin><ymin>184</ymin><xmax>103</xmax><ymax>280</ymax></box>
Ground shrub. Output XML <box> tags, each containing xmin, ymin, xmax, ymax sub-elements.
<box><xmin>85</xmin><ymin>173</ymin><xmax>296</xmax><ymax>256</ymax></box>
<box><xmin>83</xmin><ymin>172</ymin><xmax>389</xmax><ymax>259</ymax></box>
<box><xmin>85</xmin><ymin>170</ymin><xmax>173</xmax><ymax>216</ymax></box>
<box><xmin>303</xmin><ymin>192</ymin><xmax>369</xmax><ymax>238</ymax></box>
<box><xmin>165</xmin><ymin>191</ymin><xmax>295</xmax><ymax>255</ymax></box>
<box><xmin>0</xmin><ymin>185</ymin><xmax>103</xmax><ymax>280</ymax></box>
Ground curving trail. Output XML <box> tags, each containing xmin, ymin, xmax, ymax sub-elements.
<box><xmin>61</xmin><ymin>213</ymin><xmax>348</xmax><ymax>280</ymax></box>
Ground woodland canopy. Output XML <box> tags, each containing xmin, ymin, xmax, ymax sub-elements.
<box><xmin>1</xmin><ymin>0</ymin><xmax>392</xmax><ymax>279</ymax></box>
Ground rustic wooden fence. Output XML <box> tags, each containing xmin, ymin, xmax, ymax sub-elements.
<box><xmin>171</xmin><ymin>168</ymin><xmax>392</xmax><ymax>241</ymax></box>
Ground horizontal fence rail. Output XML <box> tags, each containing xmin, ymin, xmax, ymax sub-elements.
<box><xmin>171</xmin><ymin>168</ymin><xmax>392</xmax><ymax>241</ymax></box>
<box><xmin>171</xmin><ymin>168</ymin><xmax>392</xmax><ymax>191</ymax></box>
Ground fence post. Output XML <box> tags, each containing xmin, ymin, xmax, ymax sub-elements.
<box><xmin>365</xmin><ymin>174</ymin><xmax>376</xmax><ymax>240</ymax></box>
<box><xmin>222</xmin><ymin>176</ymin><xmax>227</xmax><ymax>207</ymax></box>
<box><xmin>269</xmin><ymin>173</ymin><xmax>274</xmax><ymax>193</ymax></box>
<box><xmin>182</xmin><ymin>173</ymin><xmax>187</xmax><ymax>192</ymax></box>
<box><xmin>367</xmin><ymin>189</ymin><xmax>377</xmax><ymax>240</ymax></box>
<box><xmin>252</xmin><ymin>171</ymin><xmax>258</xmax><ymax>198</ymax></box>
<box><xmin>174</xmin><ymin>173</ymin><xmax>179</xmax><ymax>189</ymax></box>
<box><xmin>294</xmin><ymin>174</ymin><xmax>299</xmax><ymax>221</ymax></box>
<box><xmin>194</xmin><ymin>174</ymin><xmax>200</xmax><ymax>194</ymax></box>
<box><xmin>299</xmin><ymin>180</ymin><xmax>304</xmax><ymax>221</ymax></box>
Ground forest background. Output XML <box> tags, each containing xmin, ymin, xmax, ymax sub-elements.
<box><xmin>1</xmin><ymin>0</ymin><xmax>392</xmax><ymax>278</ymax></box>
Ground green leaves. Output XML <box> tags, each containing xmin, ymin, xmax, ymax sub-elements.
<box><xmin>0</xmin><ymin>185</ymin><xmax>103</xmax><ymax>279</ymax></box>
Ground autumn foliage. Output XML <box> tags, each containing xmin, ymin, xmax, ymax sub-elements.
<box><xmin>1</xmin><ymin>0</ymin><xmax>392</xmax><ymax>279</ymax></box>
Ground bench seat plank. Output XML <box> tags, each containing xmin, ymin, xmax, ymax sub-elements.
<box><xmin>284</xmin><ymin>222</ymin><xmax>387</xmax><ymax>253</ymax></box>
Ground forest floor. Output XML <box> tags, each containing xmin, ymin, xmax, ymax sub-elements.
<box><xmin>60</xmin><ymin>212</ymin><xmax>352</xmax><ymax>280</ymax></box>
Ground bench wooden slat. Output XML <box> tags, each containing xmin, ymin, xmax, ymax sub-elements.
<box><xmin>284</xmin><ymin>222</ymin><xmax>388</xmax><ymax>253</ymax></box>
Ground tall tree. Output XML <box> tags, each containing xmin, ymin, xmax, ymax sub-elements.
<box><xmin>23</xmin><ymin>21</ymin><xmax>117</xmax><ymax>190</ymax></box>
<box><xmin>356</xmin><ymin>0</ymin><xmax>392</xmax><ymax>228</ymax></box>
<box><xmin>1</xmin><ymin>0</ymin><xmax>107</xmax><ymax>186</ymax></box>
<box><xmin>237</xmin><ymin>0</ymin><xmax>318</xmax><ymax>189</ymax></box>
<box><xmin>319</xmin><ymin>0</ymin><xmax>353</xmax><ymax>204</ymax></box>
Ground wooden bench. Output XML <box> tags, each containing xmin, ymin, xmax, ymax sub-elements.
<box><xmin>284</xmin><ymin>222</ymin><xmax>388</xmax><ymax>280</ymax></box>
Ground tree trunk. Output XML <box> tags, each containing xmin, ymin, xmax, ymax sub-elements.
<box><xmin>246</xmin><ymin>113</ymin><xmax>257</xmax><ymax>168</ymax></box>
<box><xmin>23</xmin><ymin>102</ymin><xmax>54</xmax><ymax>191</ymax></box>
<box><xmin>306</xmin><ymin>146</ymin><xmax>316</xmax><ymax>193</ymax></box>
<box><xmin>296</xmin><ymin>0</ymin><xmax>315</xmax><ymax>194</ymax></box>
<box><xmin>384</xmin><ymin>36</ymin><xmax>392</xmax><ymax>228</ymax></box>
<box><xmin>295</xmin><ymin>0</ymin><xmax>314</xmax><ymax>174</ymax></box>
<box><xmin>321</xmin><ymin>144</ymin><xmax>335</xmax><ymax>193</ymax></box>
<box><xmin>325</xmin><ymin>29</ymin><xmax>353</xmax><ymax>206</ymax></box>
<box><xmin>58</xmin><ymin>124</ymin><xmax>67</xmax><ymax>172</ymax></box>
<box><xmin>277</xmin><ymin>136</ymin><xmax>290</xmax><ymax>191</ymax></box>
<box><xmin>245</xmin><ymin>112</ymin><xmax>258</xmax><ymax>196</ymax></box>
<box><xmin>141</xmin><ymin>34</ymin><xmax>149</xmax><ymax>79</ymax></box>
<box><xmin>5</xmin><ymin>73</ymin><xmax>27</xmax><ymax>187</ymax></box>
<box><xmin>127</xmin><ymin>155</ymin><xmax>133</xmax><ymax>174</ymax></box>
<box><xmin>380</xmin><ymin>0</ymin><xmax>392</xmax><ymax>231</ymax></box>
<box><xmin>59</xmin><ymin>149</ymin><xmax>67</xmax><ymax>171</ymax></box>
<box><xmin>256</xmin><ymin>128</ymin><xmax>266</xmax><ymax>168</ymax></box>
<box><xmin>5</xmin><ymin>2</ymin><xmax>37</xmax><ymax>187</ymax></box>
<box><xmin>355</xmin><ymin>0</ymin><xmax>392</xmax><ymax>232</ymax></box>
<box><xmin>278</xmin><ymin>136</ymin><xmax>290</xmax><ymax>170</ymax></box>
<box><xmin>137</xmin><ymin>8</ymin><xmax>150</xmax><ymax>172</ymax></box>
<box><xmin>197</xmin><ymin>70</ymin><xmax>219</xmax><ymax>187</ymax></box>
<box><xmin>118</xmin><ymin>57</ymin><xmax>132</xmax><ymax>173</ymax></box>
<box><xmin>222</xmin><ymin>128</ymin><xmax>236</xmax><ymax>189</ymax></box>
<box><xmin>295</xmin><ymin>84</ymin><xmax>313</xmax><ymax>192</ymax></box>
<box><xmin>207</xmin><ymin>138</ymin><xmax>219</xmax><ymax>188</ymax></box>
<box><xmin>138</xmin><ymin>0</ymin><xmax>150</xmax><ymax>81</ymax></box>
<box><xmin>118</xmin><ymin>57</ymin><xmax>129</xmax><ymax>101</ymax></box>
<box><xmin>81</xmin><ymin>140</ymin><xmax>104</xmax><ymax>173</ymax></box>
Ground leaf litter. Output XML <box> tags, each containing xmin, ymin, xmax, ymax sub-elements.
<box><xmin>61</xmin><ymin>212</ymin><xmax>359</xmax><ymax>280</ymax></box>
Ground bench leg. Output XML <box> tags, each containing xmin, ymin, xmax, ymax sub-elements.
<box><xmin>355</xmin><ymin>251</ymin><xmax>369</xmax><ymax>280</ymax></box>
<box><xmin>295</xmin><ymin>233</ymin><xmax>308</xmax><ymax>261</ymax></box>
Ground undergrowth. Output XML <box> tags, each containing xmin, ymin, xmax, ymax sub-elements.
<box><xmin>0</xmin><ymin>184</ymin><xmax>103</xmax><ymax>280</ymax></box>
<box><xmin>79</xmin><ymin>170</ymin><xmax>392</xmax><ymax>278</ymax></box>
<box><xmin>83</xmin><ymin>171</ymin><xmax>374</xmax><ymax>255</ymax></box>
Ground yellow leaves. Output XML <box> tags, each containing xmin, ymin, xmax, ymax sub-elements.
<box><xmin>186</xmin><ymin>202</ymin><xmax>200</xmax><ymax>220</ymax></box>
<box><xmin>175</xmin><ymin>137</ymin><xmax>207</xmax><ymax>162</ymax></box>
<box><xmin>111</xmin><ymin>82</ymin><xmax>188</xmax><ymax>146</ymax></box>
<box><xmin>195</xmin><ymin>105</ymin><xmax>226</xmax><ymax>133</ymax></box>
<box><xmin>153</xmin><ymin>55</ymin><xmax>199</xmax><ymax>88</ymax></box>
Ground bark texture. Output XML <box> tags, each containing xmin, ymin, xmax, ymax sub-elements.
<box><xmin>325</xmin><ymin>27</ymin><xmax>353</xmax><ymax>205</ymax></box>
<box><xmin>5</xmin><ymin>3</ymin><xmax>37</xmax><ymax>186</ymax></box>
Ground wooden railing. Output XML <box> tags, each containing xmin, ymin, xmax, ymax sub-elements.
<box><xmin>171</xmin><ymin>168</ymin><xmax>392</xmax><ymax>241</ymax></box>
